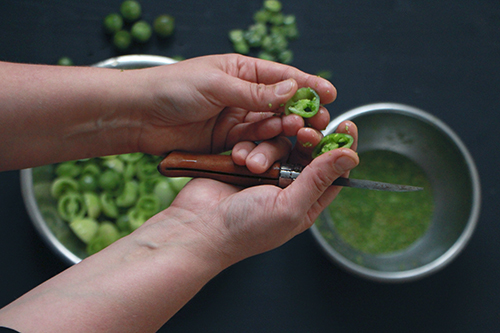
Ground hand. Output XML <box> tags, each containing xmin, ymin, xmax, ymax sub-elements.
<box><xmin>146</xmin><ymin>121</ymin><xmax>359</xmax><ymax>266</ymax></box>
<box><xmin>133</xmin><ymin>53</ymin><xmax>335</xmax><ymax>156</ymax></box>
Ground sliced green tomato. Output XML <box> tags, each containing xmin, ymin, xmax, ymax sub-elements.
<box><xmin>119</xmin><ymin>152</ymin><xmax>144</xmax><ymax>163</ymax></box>
<box><xmin>57</xmin><ymin>192</ymin><xmax>86</xmax><ymax>222</ymax></box>
<box><xmin>284</xmin><ymin>87</ymin><xmax>320</xmax><ymax>118</ymax></box>
<box><xmin>70</xmin><ymin>218</ymin><xmax>99</xmax><ymax>244</ymax></box>
<box><xmin>116</xmin><ymin>180</ymin><xmax>139</xmax><ymax>208</ymax></box>
<box><xmin>136</xmin><ymin>194</ymin><xmax>160</xmax><ymax>217</ymax></box>
<box><xmin>137</xmin><ymin>159</ymin><xmax>160</xmax><ymax>180</ymax></box>
<box><xmin>102</xmin><ymin>157</ymin><xmax>125</xmax><ymax>173</ymax></box>
<box><xmin>153</xmin><ymin>179</ymin><xmax>176</xmax><ymax>209</ymax></box>
<box><xmin>312</xmin><ymin>133</ymin><xmax>354</xmax><ymax>158</ymax></box>
<box><xmin>86</xmin><ymin>222</ymin><xmax>121</xmax><ymax>255</ymax></box>
<box><xmin>78</xmin><ymin>173</ymin><xmax>98</xmax><ymax>192</ymax></box>
<box><xmin>83</xmin><ymin>192</ymin><xmax>101</xmax><ymax>219</ymax></box>
<box><xmin>127</xmin><ymin>208</ymin><xmax>149</xmax><ymax>231</ymax></box>
<box><xmin>168</xmin><ymin>177</ymin><xmax>191</xmax><ymax>193</ymax></box>
<box><xmin>100</xmin><ymin>192</ymin><xmax>119</xmax><ymax>218</ymax></box>
<box><xmin>55</xmin><ymin>161</ymin><xmax>81</xmax><ymax>178</ymax></box>
<box><xmin>98</xmin><ymin>169</ymin><xmax>120</xmax><ymax>191</ymax></box>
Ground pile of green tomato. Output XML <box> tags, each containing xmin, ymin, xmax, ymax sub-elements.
<box><xmin>32</xmin><ymin>153</ymin><xmax>190</xmax><ymax>256</ymax></box>
<box><xmin>103</xmin><ymin>0</ymin><xmax>175</xmax><ymax>50</ymax></box>
<box><xmin>228</xmin><ymin>0</ymin><xmax>298</xmax><ymax>64</ymax></box>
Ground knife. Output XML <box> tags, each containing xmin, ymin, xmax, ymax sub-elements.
<box><xmin>158</xmin><ymin>151</ymin><xmax>423</xmax><ymax>192</ymax></box>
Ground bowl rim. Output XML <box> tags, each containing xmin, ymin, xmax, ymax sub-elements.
<box><xmin>20</xmin><ymin>54</ymin><xmax>178</xmax><ymax>266</ymax></box>
<box><xmin>310</xmin><ymin>102</ymin><xmax>482</xmax><ymax>282</ymax></box>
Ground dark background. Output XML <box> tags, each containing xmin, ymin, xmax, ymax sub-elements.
<box><xmin>1</xmin><ymin>0</ymin><xmax>499</xmax><ymax>331</ymax></box>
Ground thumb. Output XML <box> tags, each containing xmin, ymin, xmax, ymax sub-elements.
<box><xmin>281</xmin><ymin>148</ymin><xmax>359</xmax><ymax>224</ymax></box>
<box><xmin>220</xmin><ymin>77</ymin><xmax>298</xmax><ymax>111</ymax></box>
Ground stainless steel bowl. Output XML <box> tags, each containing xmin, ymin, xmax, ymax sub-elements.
<box><xmin>20</xmin><ymin>55</ymin><xmax>177</xmax><ymax>265</ymax></box>
<box><xmin>310</xmin><ymin>103</ymin><xmax>481</xmax><ymax>282</ymax></box>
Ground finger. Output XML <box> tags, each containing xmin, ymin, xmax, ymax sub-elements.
<box><xmin>219</xmin><ymin>76</ymin><xmax>299</xmax><ymax>112</ymax></box>
<box><xmin>244</xmin><ymin>111</ymin><xmax>278</xmax><ymax>123</ymax></box>
<box><xmin>280</xmin><ymin>148</ymin><xmax>359</xmax><ymax>229</ymax></box>
<box><xmin>231</xmin><ymin>141</ymin><xmax>257</xmax><ymax>166</ymax></box>
<box><xmin>336</xmin><ymin>120</ymin><xmax>358</xmax><ymax>151</ymax></box>
<box><xmin>281</xmin><ymin>113</ymin><xmax>304</xmax><ymax>137</ymax></box>
<box><xmin>303</xmin><ymin>106</ymin><xmax>330</xmax><ymax>131</ymax></box>
<box><xmin>232</xmin><ymin>56</ymin><xmax>337</xmax><ymax>105</ymax></box>
<box><xmin>245</xmin><ymin>136</ymin><xmax>292</xmax><ymax>174</ymax></box>
<box><xmin>223</xmin><ymin>115</ymin><xmax>283</xmax><ymax>151</ymax></box>
<box><xmin>216</xmin><ymin>55</ymin><xmax>337</xmax><ymax>112</ymax></box>
<box><xmin>304</xmin><ymin>121</ymin><xmax>359</xmax><ymax>220</ymax></box>
<box><xmin>287</xmin><ymin>127</ymin><xmax>324</xmax><ymax>166</ymax></box>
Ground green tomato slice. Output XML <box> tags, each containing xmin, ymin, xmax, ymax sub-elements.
<box><xmin>312</xmin><ymin>133</ymin><xmax>354</xmax><ymax>158</ymax></box>
<box><xmin>284</xmin><ymin>87</ymin><xmax>320</xmax><ymax>118</ymax></box>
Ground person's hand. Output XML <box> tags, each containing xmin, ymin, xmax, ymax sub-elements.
<box><xmin>144</xmin><ymin>121</ymin><xmax>359</xmax><ymax>267</ymax></box>
<box><xmin>133</xmin><ymin>54</ymin><xmax>335</xmax><ymax>157</ymax></box>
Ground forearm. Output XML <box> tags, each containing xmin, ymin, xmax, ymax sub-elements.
<box><xmin>0</xmin><ymin>61</ymin><xmax>150</xmax><ymax>171</ymax></box>
<box><xmin>0</xmin><ymin>213</ymin><xmax>225</xmax><ymax>332</ymax></box>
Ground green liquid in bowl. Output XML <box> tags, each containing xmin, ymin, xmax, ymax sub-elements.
<box><xmin>322</xmin><ymin>150</ymin><xmax>434</xmax><ymax>255</ymax></box>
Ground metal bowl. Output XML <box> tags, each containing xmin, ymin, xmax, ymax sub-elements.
<box><xmin>310</xmin><ymin>103</ymin><xmax>481</xmax><ymax>282</ymax></box>
<box><xmin>20</xmin><ymin>55</ymin><xmax>177</xmax><ymax>265</ymax></box>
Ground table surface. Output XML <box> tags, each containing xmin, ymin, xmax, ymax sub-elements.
<box><xmin>1</xmin><ymin>0</ymin><xmax>499</xmax><ymax>331</ymax></box>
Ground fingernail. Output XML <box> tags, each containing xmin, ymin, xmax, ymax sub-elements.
<box><xmin>250</xmin><ymin>153</ymin><xmax>267</xmax><ymax>167</ymax></box>
<box><xmin>335</xmin><ymin>156</ymin><xmax>356</xmax><ymax>173</ymax></box>
<box><xmin>234</xmin><ymin>148</ymin><xmax>249</xmax><ymax>161</ymax></box>
<box><xmin>274</xmin><ymin>79</ymin><xmax>294</xmax><ymax>97</ymax></box>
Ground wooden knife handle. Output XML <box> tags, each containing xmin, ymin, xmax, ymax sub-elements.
<box><xmin>158</xmin><ymin>151</ymin><xmax>281</xmax><ymax>187</ymax></box>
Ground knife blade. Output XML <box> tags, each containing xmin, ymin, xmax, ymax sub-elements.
<box><xmin>331</xmin><ymin>177</ymin><xmax>423</xmax><ymax>192</ymax></box>
<box><xmin>158</xmin><ymin>151</ymin><xmax>423</xmax><ymax>192</ymax></box>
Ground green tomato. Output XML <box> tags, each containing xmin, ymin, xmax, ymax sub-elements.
<box><xmin>83</xmin><ymin>192</ymin><xmax>101</xmax><ymax>219</ymax></box>
<box><xmin>116</xmin><ymin>181</ymin><xmax>139</xmax><ymax>208</ymax></box>
<box><xmin>81</xmin><ymin>163</ymin><xmax>100</xmax><ymax>176</ymax></box>
<box><xmin>100</xmin><ymin>193</ymin><xmax>119</xmax><ymax>219</ymax></box>
<box><xmin>51</xmin><ymin>177</ymin><xmax>79</xmax><ymax>198</ymax></box>
<box><xmin>86</xmin><ymin>222</ymin><xmax>121</xmax><ymax>255</ymax></box>
<box><xmin>264</xmin><ymin>0</ymin><xmax>282</xmax><ymax>13</ymax></box>
<box><xmin>233</xmin><ymin>40</ymin><xmax>250</xmax><ymax>54</ymax></box>
<box><xmin>278</xmin><ymin>49</ymin><xmax>293</xmax><ymax>64</ymax></box>
<box><xmin>98</xmin><ymin>170</ymin><xmax>120</xmax><ymax>191</ymax></box>
<box><xmin>113</xmin><ymin>30</ymin><xmax>132</xmax><ymax>50</ymax></box>
<box><xmin>118</xmin><ymin>152</ymin><xmax>144</xmax><ymax>163</ymax></box>
<box><xmin>57</xmin><ymin>193</ymin><xmax>86</xmax><ymax>222</ymax></box>
<box><xmin>153</xmin><ymin>179</ymin><xmax>176</xmax><ymax>209</ymax></box>
<box><xmin>136</xmin><ymin>194</ymin><xmax>160</xmax><ymax>217</ymax></box>
<box><xmin>127</xmin><ymin>208</ymin><xmax>148</xmax><ymax>231</ymax></box>
<box><xmin>103</xmin><ymin>13</ymin><xmax>123</xmax><ymax>34</ymax></box>
<box><xmin>131</xmin><ymin>20</ymin><xmax>152</xmax><ymax>43</ymax></box>
<box><xmin>153</xmin><ymin>14</ymin><xmax>175</xmax><ymax>38</ymax></box>
<box><xmin>57</xmin><ymin>57</ymin><xmax>73</xmax><ymax>66</ymax></box>
<box><xmin>120</xmin><ymin>0</ymin><xmax>141</xmax><ymax>22</ymax></box>
<box><xmin>258</xmin><ymin>50</ymin><xmax>276</xmax><ymax>62</ymax></box>
<box><xmin>253</xmin><ymin>9</ymin><xmax>271</xmax><ymax>23</ymax></box>
<box><xmin>55</xmin><ymin>161</ymin><xmax>81</xmax><ymax>178</ymax></box>
<box><xmin>78</xmin><ymin>173</ymin><xmax>98</xmax><ymax>192</ymax></box>
<box><xmin>70</xmin><ymin>218</ymin><xmax>99</xmax><ymax>244</ymax></box>
<box><xmin>116</xmin><ymin>214</ymin><xmax>132</xmax><ymax>233</ymax></box>
<box><xmin>102</xmin><ymin>157</ymin><xmax>125</xmax><ymax>173</ymax></box>
<box><xmin>229</xmin><ymin>29</ymin><xmax>245</xmax><ymax>43</ymax></box>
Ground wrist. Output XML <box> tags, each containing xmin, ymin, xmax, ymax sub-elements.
<box><xmin>136</xmin><ymin>209</ymin><xmax>232</xmax><ymax>274</ymax></box>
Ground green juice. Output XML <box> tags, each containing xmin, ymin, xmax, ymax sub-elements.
<box><xmin>322</xmin><ymin>150</ymin><xmax>434</xmax><ymax>255</ymax></box>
